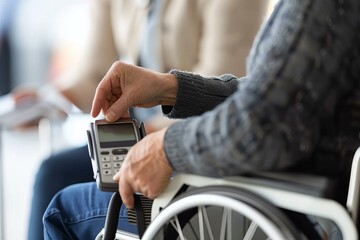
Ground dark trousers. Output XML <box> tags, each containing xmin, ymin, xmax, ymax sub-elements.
<box><xmin>27</xmin><ymin>145</ymin><xmax>94</xmax><ymax>240</ymax></box>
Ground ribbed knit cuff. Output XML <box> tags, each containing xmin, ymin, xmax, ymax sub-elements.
<box><xmin>165</xmin><ymin>70</ymin><xmax>208</xmax><ymax>118</ymax></box>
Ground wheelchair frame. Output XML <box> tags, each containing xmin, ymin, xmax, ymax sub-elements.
<box><xmin>96</xmin><ymin>147</ymin><xmax>360</xmax><ymax>240</ymax></box>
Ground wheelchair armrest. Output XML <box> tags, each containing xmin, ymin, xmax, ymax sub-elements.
<box><xmin>235</xmin><ymin>172</ymin><xmax>337</xmax><ymax>199</ymax></box>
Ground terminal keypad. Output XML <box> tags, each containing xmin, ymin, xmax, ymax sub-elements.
<box><xmin>99</xmin><ymin>148</ymin><xmax>129</xmax><ymax>177</ymax></box>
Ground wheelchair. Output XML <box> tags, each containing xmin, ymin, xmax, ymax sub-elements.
<box><xmin>95</xmin><ymin>147</ymin><xmax>360</xmax><ymax>240</ymax></box>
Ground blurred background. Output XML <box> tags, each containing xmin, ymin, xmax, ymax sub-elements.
<box><xmin>2</xmin><ymin>0</ymin><xmax>91</xmax><ymax>92</ymax></box>
<box><xmin>0</xmin><ymin>0</ymin><xmax>278</xmax><ymax>239</ymax></box>
<box><xmin>1</xmin><ymin>1</ymin><xmax>93</xmax><ymax>239</ymax></box>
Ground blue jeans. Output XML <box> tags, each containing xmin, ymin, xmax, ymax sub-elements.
<box><xmin>28</xmin><ymin>146</ymin><xmax>94</xmax><ymax>240</ymax></box>
<box><xmin>43</xmin><ymin>182</ymin><xmax>137</xmax><ymax>240</ymax></box>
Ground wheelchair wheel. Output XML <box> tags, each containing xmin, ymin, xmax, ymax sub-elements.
<box><xmin>142</xmin><ymin>186</ymin><xmax>302</xmax><ymax>240</ymax></box>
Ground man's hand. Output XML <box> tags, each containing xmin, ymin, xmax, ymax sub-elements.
<box><xmin>91</xmin><ymin>61</ymin><xmax>178</xmax><ymax>208</ymax></box>
<box><xmin>113</xmin><ymin>128</ymin><xmax>173</xmax><ymax>208</ymax></box>
<box><xmin>91</xmin><ymin>61</ymin><xmax>177</xmax><ymax>122</ymax></box>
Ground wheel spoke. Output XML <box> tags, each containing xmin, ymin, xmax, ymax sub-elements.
<box><xmin>243</xmin><ymin>221</ymin><xmax>258</xmax><ymax>240</ymax></box>
<box><xmin>201</xmin><ymin>206</ymin><xmax>214</xmax><ymax>240</ymax></box>
<box><xmin>188</xmin><ymin>222</ymin><xmax>200</xmax><ymax>240</ymax></box>
<box><xmin>227</xmin><ymin>209</ymin><xmax>232</xmax><ymax>240</ymax></box>
<box><xmin>198</xmin><ymin>207</ymin><xmax>205</xmax><ymax>240</ymax></box>
<box><xmin>220</xmin><ymin>207</ymin><xmax>230</xmax><ymax>239</ymax></box>
<box><xmin>169</xmin><ymin>216</ymin><xmax>187</xmax><ymax>240</ymax></box>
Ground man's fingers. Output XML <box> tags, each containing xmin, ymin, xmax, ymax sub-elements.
<box><xmin>120</xmin><ymin>110</ymin><xmax>131</xmax><ymax>119</ymax></box>
<box><xmin>105</xmin><ymin>95</ymin><xmax>130</xmax><ymax>122</ymax></box>
<box><xmin>119</xmin><ymin>177</ymin><xmax>135</xmax><ymax>209</ymax></box>
<box><xmin>91</xmin><ymin>86</ymin><xmax>107</xmax><ymax>118</ymax></box>
<box><xmin>113</xmin><ymin>171</ymin><xmax>120</xmax><ymax>181</ymax></box>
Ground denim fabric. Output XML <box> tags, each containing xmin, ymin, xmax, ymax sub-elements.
<box><xmin>43</xmin><ymin>182</ymin><xmax>137</xmax><ymax>240</ymax></box>
<box><xmin>28</xmin><ymin>146</ymin><xmax>94</xmax><ymax>240</ymax></box>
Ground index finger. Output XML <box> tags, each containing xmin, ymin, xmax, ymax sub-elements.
<box><xmin>91</xmin><ymin>63</ymin><xmax>119</xmax><ymax>118</ymax></box>
<box><xmin>91</xmin><ymin>84</ymin><xmax>108</xmax><ymax>118</ymax></box>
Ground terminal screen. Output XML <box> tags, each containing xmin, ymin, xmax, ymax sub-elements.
<box><xmin>98</xmin><ymin>123</ymin><xmax>137</xmax><ymax>148</ymax></box>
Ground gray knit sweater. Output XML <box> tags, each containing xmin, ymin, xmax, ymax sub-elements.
<box><xmin>163</xmin><ymin>0</ymin><xmax>360</xmax><ymax>177</ymax></box>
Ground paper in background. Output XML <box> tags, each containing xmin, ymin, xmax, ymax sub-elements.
<box><xmin>0</xmin><ymin>85</ymin><xmax>74</xmax><ymax>128</ymax></box>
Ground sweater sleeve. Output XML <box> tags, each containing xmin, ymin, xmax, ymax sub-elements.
<box><xmin>163</xmin><ymin>0</ymin><xmax>360</xmax><ymax>177</ymax></box>
<box><xmin>162</xmin><ymin>71</ymin><xmax>241</xmax><ymax>118</ymax></box>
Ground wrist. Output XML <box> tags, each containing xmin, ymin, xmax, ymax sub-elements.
<box><xmin>159</xmin><ymin>73</ymin><xmax>177</xmax><ymax>106</ymax></box>
<box><xmin>158</xmin><ymin>127</ymin><xmax>173</xmax><ymax>171</ymax></box>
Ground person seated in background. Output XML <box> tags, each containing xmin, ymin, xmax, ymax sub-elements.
<box><xmin>24</xmin><ymin>0</ymin><xmax>268</xmax><ymax>239</ymax></box>
<box><xmin>42</xmin><ymin>0</ymin><xmax>360</xmax><ymax>239</ymax></box>
<box><xmin>0</xmin><ymin>0</ymin><xmax>21</xmax><ymax>96</ymax></box>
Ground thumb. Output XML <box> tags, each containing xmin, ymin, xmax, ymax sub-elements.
<box><xmin>120</xmin><ymin>177</ymin><xmax>135</xmax><ymax>209</ymax></box>
<box><xmin>105</xmin><ymin>95</ymin><xmax>131</xmax><ymax>122</ymax></box>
